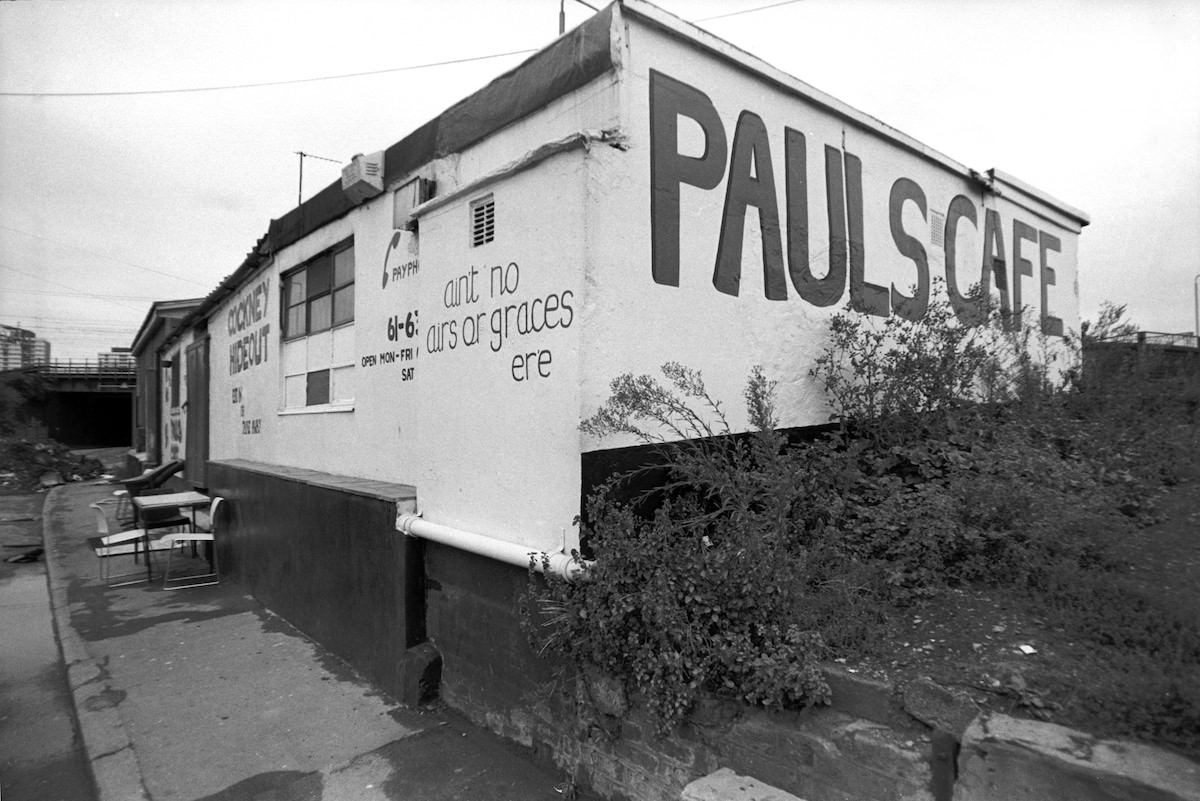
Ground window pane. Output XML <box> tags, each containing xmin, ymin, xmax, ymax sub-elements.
<box><xmin>333</xmin><ymin>285</ymin><xmax>354</xmax><ymax>326</ymax></box>
<box><xmin>333</xmin><ymin>246</ymin><xmax>355</xmax><ymax>287</ymax></box>
<box><xmin>309</xmin><ymin>295</ymin><xmax>331</xmax><ymax>333</ymax></box>
<box><xmin>285</xmin><ymin>271</ymin><xmax>306</xmax><ymax>307</ymax></box>
<box><xmin>285</xmin><ymin>305</ymin><xmax>306</xmax><ymax>339</ymax></box>
<box><xmin>331</xmin><ymin>364</ymin><xmax>354</xmax><ymax>403</ymax></box>
<box><xmin>307</xmin><ymin>256</ymin><xmax>332</xmax><ymax>297</ymax></box>
<box><xmin>306</xmin><ymin>369</ymin><xmax>330</xmax><ymax>406</ymax></box>
<box><xmin>284</xmin><ymin>373</ymin><xmax>306</xmax><ymax>407</ymax></box>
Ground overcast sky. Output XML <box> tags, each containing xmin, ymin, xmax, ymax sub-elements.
<box><xmin>2</xmin><ymin>0</ymin><xmax>1197</xmax><ymax>359</ymax></box>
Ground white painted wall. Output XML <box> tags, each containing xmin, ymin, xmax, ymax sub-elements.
<box><xmin>208</xmin><ymin>147</ymin><xmax>590</xmax><ymax>551</ymax></box>
<box><xmin>578</xmin><ymin>16</ymin><xmax>1085</xmax><ymax>450</ymax></box>
<box><xmin>404</xmin><ymin>153</ymin><xmax>586</xmax><ymax>550</ymax></box>
<box><xmin>209</xmin><ymin>261</ymin><xmax>276</xmax><ymax>467</ymax></box>
<box><xmin>202</xmin><ymin>7</ymin><xmax>1084</xmax><ymax>554</ymax></box>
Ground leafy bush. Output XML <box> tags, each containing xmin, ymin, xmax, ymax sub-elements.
<box><xmin>0</xmin><ymin>370</ymin><xmax>47</xmax><ymax>438</ymax></box>
<box><xmin>524</xmin><ymin>291</ymin><xmax>1199</xmax><ymax>749</ymax></box>
<box><xmin>526</xmin><ymin>365</ymin><xmax>836</xmax><ymax>734</ymax></box>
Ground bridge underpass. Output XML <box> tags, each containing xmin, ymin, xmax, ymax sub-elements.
<box><xmin>7</xmin><ymin>362</ymin><xmax>134</xmax><ymax>448</ymax></box>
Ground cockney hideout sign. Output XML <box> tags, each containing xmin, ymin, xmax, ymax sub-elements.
<box><xmin>648</xmin><ymin>70</ymin><xmax>1074</xmax><ymax>337</ymax></box>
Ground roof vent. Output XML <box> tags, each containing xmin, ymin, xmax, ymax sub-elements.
<box><xmin>471</xmin><ymin>195</ymin><xmax>495</xmax><ymax>247</ymax></box>
<box><xmin>341</xmin><ymin>151</ymin><xmax>385</xmax><ymax>205</ymax></box>
<box><xmin>930</xmin><ymin>210</ymin><xmax>946</xmax><ymax>249</ymax></box>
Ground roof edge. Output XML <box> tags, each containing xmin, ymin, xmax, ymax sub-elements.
<box><xmin>131</xmin><ymin>298</ymin><xmax>205</xmax><ymax>356</ymax></box>
<box><xmin>619</xmin><ymin>0</ymin><xmax>1089</xmax><ymax>226</ymax></box>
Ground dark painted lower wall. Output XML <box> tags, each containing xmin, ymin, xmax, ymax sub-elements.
<box><xmin>207</xmin><ymin>460</ymin><xmax>424</xmax><ymax>701</ymax></box>
<box><xmin>425</xmin><ymin>542</ymin><xmax>559</xmax><ymax>712</ymax></box>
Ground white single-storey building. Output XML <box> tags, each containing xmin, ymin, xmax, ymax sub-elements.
<box><xmin>152</xmin><ymin>1</ymin><xmax>1087</xmax><ymax>794</ymax></box>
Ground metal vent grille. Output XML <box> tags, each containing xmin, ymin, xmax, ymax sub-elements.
<box><xmin>471</xmin><ymin>196</ymin><xmax>495</xmax><ymax>247</ymax></box>
<box><xmin>930</xmin><ymin>210</ymin><xmax>946</xmax><ymax>249</ymax></box>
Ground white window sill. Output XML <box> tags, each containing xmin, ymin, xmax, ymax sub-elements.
<box><xmin>278</xmin><ymin>403</ymin><xmax>355</xmax><ymax>416</ymax></box>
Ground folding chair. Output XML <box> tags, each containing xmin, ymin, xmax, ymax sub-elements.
<box><xmin>113</xmin><ymin>489</ymin><xmax>131</xmax><ymax>523</ymax></box>
<box><xmin>161</xmin><ymin>497</ymin><xmax>223</xmax><ymax>590</ymax></box>
<box><xmin>113</xmin><ymin>461</ymin><xmax>184</xmax><ymax>529</ymax></box>
<box><xmin>88</xmin><ymin>503</ymin><xmax>155</xmax><ymax>587</ymax></box>
<box><xmin>119</xmin><ymin>459</ymin><xmax>184</xmax><ymax>498</ymax></box>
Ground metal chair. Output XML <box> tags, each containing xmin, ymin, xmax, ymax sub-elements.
<box><xmin>112</xmin><ymin>489</ymin><xmax>131</xmax><ymax>523</ymax></box>
<box><xmin>119</xmin><ymin>459</ymin><xmax>184</xmax><ymax>498</ymax></box>
<box><xmin>88</xmin><ymin>503</ymin><xmax>154</xmax><ymax>587</ymax></box>
<box><xmin>160</xmin><ymin>497</ymin><xmax>223</xmax><ymax>590</ymax></box>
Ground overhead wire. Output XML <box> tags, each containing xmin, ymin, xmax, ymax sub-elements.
<box><xmin>0</xmin><ymin>2</ymin><xmax>807</xmax><ymax>99</ymax></box>
<box><xmin>0</xmin><ymin>225</ymin><xmax>212</xmax><ymax>288</ymax></box>
<box><xmin>0</xmin><ymin>48</ymin><xmax>540</xmax><ymax>98</ymax></box>
<box><xmin>1</xmin><ymin>0</ymin><xmax>808</xmax><ymax>354</ymax></box>
<box><xmin>4</xmin><ymin>287</ymin><xmax>164</xmax><ymax>302</ymax></box>
<box><xmin>692</xmin><ymin>0</ymin><xmax>807</xmax><ymax>23</ymax></box>
<box><xmin>0</xmin><ymin>263</ymin><xmax>152</xmax><ymax>314</ymax></box>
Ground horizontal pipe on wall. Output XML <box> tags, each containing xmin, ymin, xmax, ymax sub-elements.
<box><xmin>397</xmin><ymin>513</ymin><xmax>588</xmax><ymax>581</ymax></box>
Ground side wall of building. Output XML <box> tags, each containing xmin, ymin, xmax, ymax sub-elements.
<box><xmin>160</xmin><ymin>328</ymin><xmax>193</xmax><ymax>464</ymax></box>
<box><xmin>424</xmin><ymin>10</ymin><xmax>1090</xmax><ymax>799</ymax></box>
<box><xmin>578</xmin><ymin>17</ymin><xmax>1085</xmax><ymax>450</ymax></box>
<box><xmin>198</xmin><ymin>67</ymin><xmax>617</xmax><ymax>705</ymax></box>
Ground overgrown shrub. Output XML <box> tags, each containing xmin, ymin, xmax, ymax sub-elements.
<box><xmin>0</xmin><ymin>369</ymin><xmax>47</xmax><ymax>438</ymax></box>
<box><xmin>525</xmin><ymin>365</ymin><xmax>837</xmax><ymax>734</ymax></box>
<box><xmin>524</xmin><ymin>292</ymin><xmax>1199</xmax><ymax>748</ymax></box>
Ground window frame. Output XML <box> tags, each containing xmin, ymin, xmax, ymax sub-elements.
<box><xmin>279</xmin><ymin>237</ymin><xmax>356</xmax><ymax>411</ymax></box>
<box><xmin>282</xmin><ymin>238</ymin><xmax>355</xmax><ymax>342</ymax></box>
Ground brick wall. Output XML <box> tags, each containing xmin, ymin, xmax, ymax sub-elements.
<box><xmin>424</xmin><ymin>543</ymin><xmax>943</xmax><ymax>801</ymax></box>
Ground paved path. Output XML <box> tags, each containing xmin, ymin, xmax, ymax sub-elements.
<box><xmin>40</xmin><ymin>480</ymin><xmax>588</xmax><ymax>800</ymax></box>
<box><xmin>0</xmin><ymin>490</ymin><xmax>97</xmax><ymax>801</ymax></box>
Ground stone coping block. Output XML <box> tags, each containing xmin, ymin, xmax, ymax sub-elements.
<box><xmin>682</xmin><ymin>768</ymin><xmax>807</xmax><ymax>801</ymax></box>
<box><xmin>957</xmin><ymin>713</ymin><xmax>1200</xmax><ymax>801</ymax></box>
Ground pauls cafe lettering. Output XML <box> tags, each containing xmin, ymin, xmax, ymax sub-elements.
<box><xmin>228</xmin><ymin>279</ymin><xmax>271</xmax><ymax>375</ymax></box>
<box><xmin>650</xmin><ymin>70</ymin><xmax>1067</xmax><ymax>337</ymax></box>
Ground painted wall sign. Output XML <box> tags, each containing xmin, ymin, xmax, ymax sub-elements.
<box><xmin>648</xmin><ymin>70</ymin><xmax>1066</xmax><ymax>337</ymax></box>
<box><xmin>382</xmin><ymin>230</ymin><xmax>420</xmax><ymax>289</ymax></box>
<box><xmin>361</xmin><ymin>311</ymin><xmax>419</xmax><ymax>383</ymax></box>
<box><xmin>167</xmin><ymin>411</ymin><xmax>183</xmax><ymax>459</ymax></box>
<box><xmin>232</xmin><ymin>386</ymin><xmax>261</xmax><ymax>435</ymax></box>
<box><xmin>422</xmin><ymin>260</ymin><xmax>575</xmax><ymax>382</ymax></box>
<box><xmin>228</xmin><ymin>279</ymin><xmax>272</xmax><ymax>374</ymax></box>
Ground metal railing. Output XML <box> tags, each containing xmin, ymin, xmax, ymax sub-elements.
<box><xmin>7</xmin><ymin>359</ymin><xmax>137</xmax><ymax>386</ymax></box>
<box><xmin>1090</xmin><ymin>331</ymin><xmax>1199</xmax><ymax>349</ymax></box>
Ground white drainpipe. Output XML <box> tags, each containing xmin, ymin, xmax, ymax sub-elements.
<box><xmin>397</xmin><ymin>513</ymin><xmax>589</xmax><ymax>581</ymax></box>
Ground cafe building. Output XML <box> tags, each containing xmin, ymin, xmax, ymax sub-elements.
<box><xmin>154</xmin><ymin>0</ymin><xmax>1088</xmax><ymax>787</ymax></box>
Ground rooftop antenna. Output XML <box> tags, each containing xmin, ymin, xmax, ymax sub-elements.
<box><xmin>293</xmin><ymin>151</ymin><xmax>342</xmax><ymax>206</ymax></box>
<box><xmin>559</xmin><ymin>0</ymin><xmax>600</xmax><ymax>34</ymax></box>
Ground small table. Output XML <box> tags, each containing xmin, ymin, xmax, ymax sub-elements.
<box><xmin>131</xmin><ymin>491</ymin><xmax>211</xmax><ymax>582</ymax></box>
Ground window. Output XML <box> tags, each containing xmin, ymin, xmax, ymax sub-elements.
<box><xmin>471</xmin><ymin>195</ymin><xmax>495</xmax><ymax>247</ymax></box>
<box><xmin>280</xmin><ymin>238</ymin><xmax>356</xmax><ymax>409</ymax></box>
<box><xmin>283</xmin><ymin>241</ymin><xmax>355</xmax><ymax>339</ymax></box>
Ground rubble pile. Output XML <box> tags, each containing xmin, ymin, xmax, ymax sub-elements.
<box><xmin>0</xmin><ymin>439</ymin><xmax>105</xmax><ymax>491</ymax></box>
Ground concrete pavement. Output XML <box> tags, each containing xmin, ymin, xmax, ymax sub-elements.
<box><xmin>41</xmin><ymin>479</ymin><xmax>589</xmax><ymax>801</ymax></box>
<box><xmin>1</xmin><ymin>490</ymin><xmax>96</xmax><ymax>801</ymax></box>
